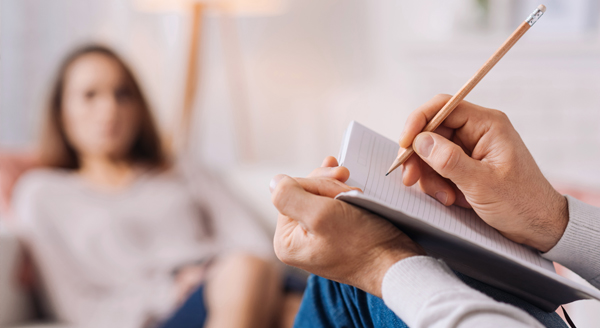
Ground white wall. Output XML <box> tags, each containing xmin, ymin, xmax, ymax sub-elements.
<box><xmin>0</xmin><ymin>0</ymin><xmax>188</xmax><ymax>148</ymax></box>
<box><xmin>4</xmin><ymin>0</ymin><xmax>599</xmax><ymax>186</ymax></box>
<box><xmin>2</xmin><ymin>0</ymin><xmax>600</xmax><ymax>324</ymax></box>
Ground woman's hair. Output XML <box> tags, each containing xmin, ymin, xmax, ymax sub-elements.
<box><xmin>39</xmin><ymin>45</ymin><xmax>168</xmax><ymax>170</ymax></box>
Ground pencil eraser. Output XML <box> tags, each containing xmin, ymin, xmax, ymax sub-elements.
<box><xmin>538</xmin><ymin>4</ymin><xmax>546</xmax><ymax>13</ymax></box>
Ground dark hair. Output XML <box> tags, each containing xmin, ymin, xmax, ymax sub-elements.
<box><xmin>39</xmin><ymin>45</ymin><xmax>168</xmax><ymax>170</ymax></box>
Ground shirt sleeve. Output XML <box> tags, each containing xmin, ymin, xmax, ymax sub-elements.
<box><xmin>178</xmin><ymin>158</ymin><xmax>274</xmax><ymax>261</ymax></box>
<box><xmin>382</xmin><ymin>256</ymin><xmax>544</xmax><ymax>328</ymax></box>
<box><xmin>542</xmin><ymin>195</ymin><xmax>600</xmax><ymax>288</ymax></box>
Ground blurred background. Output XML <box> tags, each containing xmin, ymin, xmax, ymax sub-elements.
<box><xmin>2</xmin><ymin>0</ymin><xmax>600</xmax><ymax>326</ymax></box>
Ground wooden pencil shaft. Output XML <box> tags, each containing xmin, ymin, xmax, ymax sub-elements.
<box><xmin>386</xmin><ymin>20</ymin><xmax>533</xmax><ymax>175</ymax></box>
<box><xmin>423</xmin><ymin>21</ymin><xmax>530</xmax><ymax>133</ymax></box>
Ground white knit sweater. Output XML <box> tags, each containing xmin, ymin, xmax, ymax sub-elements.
<box><xmin>11</xmin><ymin>163</ymin><xmax>273</xmax><ymax>328</ymax></box>
<box><xmin>382</xmin><ymin>195</ymin><xmax>600</xmax><ymax>328</ymax></box>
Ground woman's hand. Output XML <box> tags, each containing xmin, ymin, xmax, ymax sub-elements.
<box><xmin>173</xmin><ymin>264</ymin><xmax>206</xmax><ymax>305</ymax></box>
<box><xmin>399</xmin><ymin>94</ymin><xmax>568</xmax><ymax>252</ymax></box>
<box><xmin>270</xmin><ymin>158</ymin><xmax>425</xmax><ymax>298</ymax></box>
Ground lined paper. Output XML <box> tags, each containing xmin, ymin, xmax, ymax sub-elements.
<box><xmin>339</xmin><ymin>121</ymin><xmax>555</xmax><ymax>271</ymax></box>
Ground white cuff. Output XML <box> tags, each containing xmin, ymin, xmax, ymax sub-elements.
<box><xmin>382</xmin><ymin>256</ymin><xmax>477</xmax><ymax>324</ymax></box>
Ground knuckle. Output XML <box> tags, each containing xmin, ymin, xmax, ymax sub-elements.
<box><xmin>436</xmin><ymin>145</ymin><xmax>461</xmax><ymax>176</ymax></box>
<box><xmin>309</xmin><ymin>204</ymin><xmax>329</xmax><ymax>231</ymax></box>
<box><xmin>433</xmin><ymin>93</ymin><xmax>452</xmax><ymax>102</ymax></box>
<box><xmin>307</xmin><ymin>168</ymin><xmax>320</xmax><ymax>178</ymax></box>
<box><xmin>406</xmin><ymin>111</ymin><xmax>420</xmax><ymax>124</ymax></box>
<box><xmin>271</xmin><ymin>178</ymin><xmax>292</xmax><ymax>207</ymax></box>
<box><xmin>489</xmin><ymin>109</ymin><xmax>514</xmax><ymax>132</ymax></box>
<box><xmin>491</xmin><ymin>109</ymin><xmax>509</xmax><ymax>123</ymax></box>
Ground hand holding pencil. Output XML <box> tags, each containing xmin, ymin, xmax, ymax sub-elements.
<box><xmin>382</xmin><ymin>5</ymin><xmax>570</xmax><ymax>252</ymax></box>
<box><xmin>386</xmin><ymin>4</ymin><xmax>547</xmax><ymax>176</ymax></box>
<box><xmin>395</xmin><ymin>94</ymin><xmax>568</xmax><ymax>252</ymax></box>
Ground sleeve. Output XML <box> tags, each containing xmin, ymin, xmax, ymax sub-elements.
<box><xmin>10</xmin><ymin>170</ymin><xmax>47</xmax><ymax>235</ymax></box>
<box><xmin>382</xmin><ymin>256</ymin><xmax>544</xmax><ymax>328</ymax></box>
<box><xmin>178</xmin><ymin>159</ymin><xmax>274</xmax><ymax>261</ymax></box>
<box><xmin>542</xmin><ymin>195</ymin><xmax>600</xmax><ymax>288</ymax></box>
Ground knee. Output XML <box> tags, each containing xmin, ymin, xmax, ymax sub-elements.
<box><xmin>215</xmin><ymin>252</ymin><xmax>279</xmax><ymax>279</ymax></box>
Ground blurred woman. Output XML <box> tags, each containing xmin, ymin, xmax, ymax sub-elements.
<box><xmin>11</xmin><ymin>45</ymin><xmax>296</xmax><ymax>328</ymax></box>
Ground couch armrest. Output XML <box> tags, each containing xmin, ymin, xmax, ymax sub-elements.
<box><xmin>0</xmin><ymin>150</ymin><xmax>39</xmax><ymax>219</ymax></box>
<box><xmin>0</xmin><ymin>231</ymin><xmax>33</xmax><ymax>327</ymax></box>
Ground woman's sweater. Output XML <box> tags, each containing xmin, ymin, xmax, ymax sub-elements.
<box><xmin>11</xmin><ymin>162</ymin><xmax>272</xmax><ymax>327</ymax></box>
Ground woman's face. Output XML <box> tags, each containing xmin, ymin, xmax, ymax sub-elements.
<box><xmin>61</xmin><ymin>53</ymin><xmax>141</xmax><ymax>162</ymax></box>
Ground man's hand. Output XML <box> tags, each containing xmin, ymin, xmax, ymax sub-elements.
<box><xmin>270</xmin><ymin>157</ymin><xmax>425</xmax><ymax>298</ymax></box>
<box><xmin>400</xmin><ymin>94</ymin><xmax>568</xmax><ymax>252</ymax></box>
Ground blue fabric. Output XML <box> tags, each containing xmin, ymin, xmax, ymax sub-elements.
<box><xmin>158</xmin><ymin>273</ymin><xmax>305</xmax><ymax>328</ymax></box>
<box><xmin>295</xmin><ymin>273</ymin><xmax>568</xmax><ymax>328</ymax></box>
<box><xmin>160</xmin><ymin>284</ymin><xmax>207</xmax><ymax>328</ymax></box>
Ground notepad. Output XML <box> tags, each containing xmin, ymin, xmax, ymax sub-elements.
<box><xmin>336</xmin><ymin>121</ymin><xmax>600</xmax><ymax>310</ymax></box>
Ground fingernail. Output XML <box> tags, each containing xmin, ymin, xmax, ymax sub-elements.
<box><xmin>270</xmin><ymin>174</ymin><xmax>286</xmax><ymax>193</ymax></box>
<box><xmin>435</xmin><ymin>191</ymin><xmax>447</xmax><ymax>205</ymax></box>
<box><xmin>414</xmin><ymin>134</ymin><xmax>434</xmax><ymax>158</ymax></box>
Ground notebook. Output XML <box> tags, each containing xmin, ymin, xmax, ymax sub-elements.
<box><xmin>335</xmin><ymin>121</ymin><xmax>600</xmax><ymax>311</ymax></box>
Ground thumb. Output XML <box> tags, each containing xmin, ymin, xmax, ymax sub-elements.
<box><xmin>413</xmin><ymin>132</ymin><xmax>481</xmax><ymax>185</ymax></box>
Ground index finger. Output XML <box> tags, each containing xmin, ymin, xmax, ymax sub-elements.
<box><xmin>398</xmin><ymin>94</ymin><xmax>494</xmax><ymax>151</ymax></box>
<box><xmin>271</xmin><ymin>176</ymin><xmax>336</xmax><ymax>229</ymax></box>
<box><xmin>271</xmin><ymin>174</ymin><xmax>359</xmax><ymax>199</ymax></box>
<box><xmin>399</xmin><ymin>94</ymin><xmax>452</xmax><ymax>148</ymax></box>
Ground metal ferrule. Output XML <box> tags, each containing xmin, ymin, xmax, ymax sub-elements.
<box><xmin>526</xmin><ymin>8</ymin><xmax>544</xmax><ymax>26</ymax></box>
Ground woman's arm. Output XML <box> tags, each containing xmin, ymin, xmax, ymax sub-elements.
<box><xmin>179</xmin><ymin>160</ymin><xmax>273</xmax><ymax>260</ymax></box>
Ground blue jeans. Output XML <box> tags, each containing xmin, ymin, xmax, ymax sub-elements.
<box><xmin>160</xmin><ymin>285</ymin><xmax>207</xmax><ymax>328</ymax></box>
<box><xmin>159</xmin><ymin>273</ymin><xmax>307</xmax><ymax>328</ymax></box>
<box><xmin>295</xmin><ymin>273</ymin><xmax>568</xmax><ymax>328</ymax></box>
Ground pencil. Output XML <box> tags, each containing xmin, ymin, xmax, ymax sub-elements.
<box><xmin>386</xmin><ymin>4</ymin><xmax>546</xmax><ymax>176</ymax></box>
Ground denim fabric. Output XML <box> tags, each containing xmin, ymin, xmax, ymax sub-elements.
<box><xmin>295</xmin><ymin>273</ymin><xmax>568</xmax><ymax>328</ymax></box>
<box><xmin>159</xmin><ymin>273</ymin><xmax>306</xmax><ymax>328</ymax></box>
<box><xmin>160</xmin><ymin>284</ymin><xmax>207</xmax><ymax>328</ymax></box>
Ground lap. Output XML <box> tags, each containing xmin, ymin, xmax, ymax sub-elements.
<box><xmin>160</xmin><ymin>284</ymin><xmax>207</xmax><ymax>328</ymax></box>
<box><xmin>295</xmin><ymin>273</ymin><xmax>568</xmax><ymax>328</ymax></box>
<box><xmin>294</xmin><ymin>275</ymin><xmax>406</xmax><ymax>328</ymax></box>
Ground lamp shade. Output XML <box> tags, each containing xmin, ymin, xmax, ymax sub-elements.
<box><xmin>133</xmin><ymin>0</ymin><xmax>284</xmax><ymax>15</ymax></box>
<box><xmin>132</xmin><ymin>0</ymin><xmax>194</xmax><ymax>12</ymax></box>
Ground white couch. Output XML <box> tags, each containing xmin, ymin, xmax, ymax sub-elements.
<box><xmin>0</xmin><ymin>230</ymin><xmax>30</xmax><ymax>327</ymax></box>
<box><xmin>0</xmin><ymin>230</ymin><xmax>68</xmax><ymax>328</ymax></box>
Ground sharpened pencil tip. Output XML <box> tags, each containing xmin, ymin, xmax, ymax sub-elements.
<box><xmin>385</xmin><ymin>172</ymin><xmax>390</xmax><ymax>177</ymax></box>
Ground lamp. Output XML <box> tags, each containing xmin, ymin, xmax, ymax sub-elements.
<box><xmin>133</xmin><ymin>0</ymin><xmax>284</xmax><ymax>161</ymax></box>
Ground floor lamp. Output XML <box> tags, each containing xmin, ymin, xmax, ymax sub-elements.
<box><xmin>134</xmin><ymin>0</ymin><xmax>284</xmax><ymax>162</ymax></box>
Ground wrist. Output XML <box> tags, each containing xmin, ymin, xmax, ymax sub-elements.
<box><xmin>532</xmin><ymin>192</ymin><xmax>569</xmax><ymax>252</ymax></box>
<box><xmin>362</xmin><ymin>243</ymin><xmax>426</xmax><ymax>298</ymax></box>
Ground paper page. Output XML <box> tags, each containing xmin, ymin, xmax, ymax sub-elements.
<box><xmin>339</xmin><ymin>121</ymin><xmax>555</xmax><ymax>272</ymax></box>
